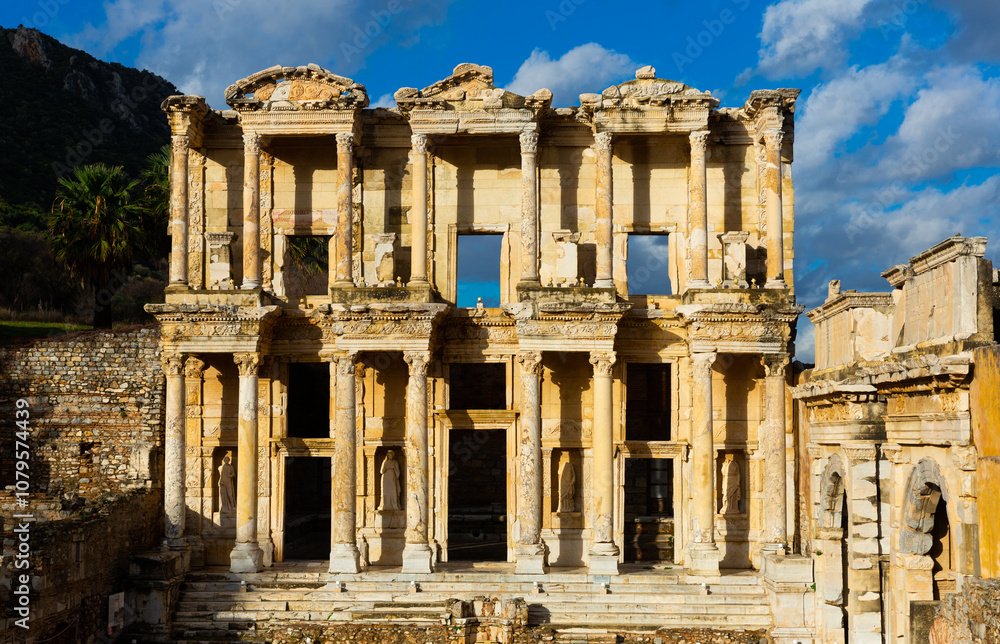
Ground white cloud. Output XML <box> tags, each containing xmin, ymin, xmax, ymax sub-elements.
<box><xmin>371</xmin><ymin>93</ymin><xmax>395</xmax><ymax>108</ymax></box>
<box><xmin>69</xmin><ymin>0</ymin><xmax>454</xmax><ymax>108</ymax></box>
<box><xmin>504</xmin><ymin>43</ymin><xmax>638</xmax><ymax>107</ymax></box>
<box><xmin>754</xmin><ymin>0</ymin><xmax>880</xmax><ymax>78</ymax></box>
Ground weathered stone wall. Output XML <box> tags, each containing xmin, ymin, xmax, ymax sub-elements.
<box><xmin>931</xmin><ymin>577</ymin><xmax>1000</xmax><ymax>643</ymax></box>
<box><xmin>0</xmin><ymin>489</ymin><xmax>163</xmax><ymax>643</ymax></box>
<box><xmin>970</xmin><ymin>345</ymin><xmax>1000</xmax><ymax>579</ymax></box>
<box><xmin>0</xmin><ymin>328</ymin><xmax>164</xmax><ymax>499</ymax></box>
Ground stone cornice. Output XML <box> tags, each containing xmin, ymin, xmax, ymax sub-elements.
<box><xmin>881</xmin><ymin>235</ymin><xmax>988</xmax><ymax>286</ymax></box>
<box><xmin>806</xmin><ymin>290</ymin><xmax>894</xmax><ymax>323</ymax></box>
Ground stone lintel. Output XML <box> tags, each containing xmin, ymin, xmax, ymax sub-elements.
<box><xmin>329</xmin><ymin>283</ymin><xmax>436</xmax><ymax>305</ymax></box>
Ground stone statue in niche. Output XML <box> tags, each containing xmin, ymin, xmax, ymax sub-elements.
<box><xmin>379</xmin><ymin>450</ymin><xmax>401</xmax><ymax>511</ymax></box>
<box><xmin>721</xmin><ymin>453</ymin><xmax>741</xmax><ymax>514</ymax></box>
<box><xmin>219</xmin><ymin>454</ymin><xmax>236</xmax><ymax>513</ymax></box>
<box><xmin>558</xmin><ymin>460</ymin><xmax>576</xmax><ymax>512</ymax></box>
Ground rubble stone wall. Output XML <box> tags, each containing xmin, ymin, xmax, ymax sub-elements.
<box><xmin>932</xmin><ymin>577</ymin><xmax>1000</xmax><ymax>644</ymax></box>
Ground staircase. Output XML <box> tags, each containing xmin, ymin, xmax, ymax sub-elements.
<box><xmin>168</xmin><ymin>564</ymin><xmax>772</xmax><ymax>643</ymax></box>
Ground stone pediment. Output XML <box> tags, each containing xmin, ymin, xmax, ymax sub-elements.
<box><xmin>394</xmin><ymin>63</ymin><xmax>552</xmax><ymax>114</ymax></box>
<box><xmin>225</xmin><ymin>63</ymin><xmax>369</xmax><ymax>111</ymax></box>
<box><xmin>580</xmin><ymin>66</ymin><xmax>717</xmax><ymax>112</ymax></box>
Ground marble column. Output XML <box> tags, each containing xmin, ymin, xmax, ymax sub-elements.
<box><xmin>169</xmin><ymin>134</ymin><xmax>190</xmax><ymax>286</ymax></box>
<box><xmin>230</xmin><ymin>353</ymin><xmax>262</xmax><ymax>573</ymax></box>
<box><xmin>330</xmin><ymin>352</ymin><xmax>361</xmax><ymax>573</ymax></box>
<box><xmin>762</xmin><ymin>353</ymin><xmax>790</xmax><ymax>553</ymax></box>
<box><xmin>688</xmin><ymin>351</ymin><xmax>720</xmax><ymax>575</ymax></box>
<box><xmin>589</xmin><ymin>351</ymin><xmax>619</xmax><ymax>574</ymax></box>
<box><xmin>409</xmin><ymin>134</ymin><xmax>429</xmax><ymax>285</ymax></box>
<box><xmin>688</xmin><ymin>130</ymin><xmax>711</xmax><ymax>289</ymax></box>
<box><xmin>163</xmin><ymin>355</ymin><xmax>189</xmax><ymax>564</ymax></box>
<box><xmin>333</xmin><ymin>132</ymin><xmax>355</xmax><ymax>286</ymax></box>
<box><xmin>594</xmin><ymin>132</ymin><xmax>614</xmax><ymax>288</ymax></box>
<box><xmin>763</xmin><ymin>128</ymin><xmax>785</xmax><ymax>288</ymax></box>
<box><xmin>241</xmin><ymin>132</ymin><xmax>261</xmax><ymax>289</ymax></box>
<box><xmin>516</xmin><ymin>350</ymin><xmax>545</xmax><ymax>574</ymax></box>
<box><xmin>183</xmin><ymin>356</ymin><xmax>207</xmax><ymax>568</ymax></box>
<box><xmin>519</xmin><ymin>131</ymin><xmax>540</xmax><ymax>286</ymax></box>
<box><xmin>402</xmin><ymin>351</ymin><xmax>433</xmax><ymax>572</ymax></box>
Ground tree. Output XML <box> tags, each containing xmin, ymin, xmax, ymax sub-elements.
<box><xmin>50</xmin><ymin>164</ymin><xmax>147</xmax><ymax>328</ymax></box>
<box><xmin>139</xmin><ymin>145</ymin><xmax>171</xmax><ymax>262</ymax></box>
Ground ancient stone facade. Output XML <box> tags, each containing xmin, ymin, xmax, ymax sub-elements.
<box><xmin>794</xmin><ymin>235</ymin><xmax>999</xmax><ymax>644</ymax></box>
<box><xmin>149</xmin><ymin>60</ymin><xmax>806</xmax><ymax>602</ymax></box>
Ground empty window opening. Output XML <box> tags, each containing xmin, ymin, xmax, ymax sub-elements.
<box><xmin>457</xmin><ymin>234</ymin><xmax>502</xmax><ymax>307</ymax></box>
<box><xmin>623</xmin><ymin>458</ymin><xmax>674</xmax><ymax>563</ymax></box>
<box><xmin>283</xmin><ymin>456</ymin><xmax>331</xmax><ymax>559</ymax></box>
<box><xmin>626</xmin><ymin>363</ymin><xmax>671</xmax><ymax>441</ymax></box>
<box><xmin>287</xmin><ymin>362</ymin><xmax>330</xmax><ymax>438</ymax></box>
<box><xmin>448</xmin><ymin>428</ymin><xmax>507</xmax><ymax>561</ymax></box>
<box><xmin>286</xmin><ymin>235</ymin><xmax>331</xmax><ymax>296</ymax></box>
<box><xmin>628</xmin><ymin>234</ymin><xmax>671</xmax><ymax>295</ymax></box>
<box><xmin>449</xmin><ymin>363</ymin><xmax>506</xmax><ymax>410</ymax></box>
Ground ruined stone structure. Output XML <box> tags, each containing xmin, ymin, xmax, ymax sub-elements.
<box><xmin>795</xmin><ymin>236</ymin><xmax>1000</xmax><ymax>644</ymax></box>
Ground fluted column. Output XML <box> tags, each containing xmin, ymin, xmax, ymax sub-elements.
<box><xmin>241</xmin><ymin>133</ymin><xmax>261</xmax><ymax>289</ymax></box>
<box><xmin>589</xmin><ymin>351</ymin><xmax>619</xmax><ymax>574</ymax></box>
<box><xmin>515</xmin><ymin>350</ymin><xmax>545</xmax><ymax>574</ymax></box>
<box><xmin>402</xmin><ymin>351</ymin><xmax>433</xmax><ymax>572</ymax></box>
<box><xmin>409</xmin><ymin>134</ymin><xmax>429</xmax><ymax>285</ymax></box>
<box><xmin>230</xmin><ymin>353</ymin><xmax>262</xmax><ymax>573</ymax></box>
<box><xmin>330</xmin><ymin>352</ymin><xmax>361</xmax><ymax>573</ymax></box>
<box><xmin>688</xmin><ymin>351</ymin><xmax>720</xmax><ymax>575</ymax></box>
<box><xmin>334</xmin><ymin>132</ymin><xmax>355</xmax><ymax>286</ymax></box>
<box><xmin>163</xmin><ymin>355</ymin><xmax>188</xmax><ymax>561</ymax></box>
<box><xmin>519</xmin><ymin>131</ymin><xmax>540</xmax><ymax>286</ymax></box>
<box><xmin>763</xmin><ymin>129</ymin><xmax>785</xmax><ymax>288</ymax></box>
<box><xmin>688</xmin><ymin>130</ymin><xmax>711</xmax><ymax>289</ymax></box>
<box><xmin>762</xmin><ymin>353</ymin><xmax>790</xmax><ymax>553</ymax></box>
<box><xmin>594</xmin><ymin>132</ymin><xmax>614</xmax><ymax>288</ymax></box>
<box><xmin>169</xmin><ymin>134</ymin><xmax>190</xmax><ymax>286</ymax></box>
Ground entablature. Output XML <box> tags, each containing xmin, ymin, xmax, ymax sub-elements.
<box><xmin>503</xmin><ymin>301</ymin><xmax>631</xmax><ymax>353</ymax></box>
<box><xmin>145</xmin><ymin>303</ymin><xmax>281</xmax><ymax>354</ymax></box>
<box><xmin>317</xmin><ymin>302</ymin><xmax>449</xmax><ymax>353</ymax></box>
<box><xmin>676</xmin><ymin>300</ymin><xmax>801</xmax><ymax>354</ymax></box>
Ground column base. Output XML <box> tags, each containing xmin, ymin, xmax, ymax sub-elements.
<box><xmin>328</xmin><ymin>543</ymin><xmax>361</xmax><ymax>574</ymax></box>
<box><xmin>761</xmin><ymin>541</ymin><xmax>788</xmax><ymax>556</ymax></box>
<box><xmin>164</xmin><ymin>538</ymin><xmax>192</xmax><ymax>573</ymax></box>
<box><xmin>229</xmin><ymin>542</ymin><xmax>263</xmax><ymax>573</ymax></box>
<box><xmin>686</xmin><ymin>542</ymin><xmax>721</xmax><ymax>576</ymax></box>
<box><xmin>401</xmin><ymin>543</ymin><xmax>433</xmax><ymax>574</ymax></box>
<box><xmin>241</xmin><ymin>280</ymin><xmax>260</xmax><ymax>290</ymax></box>
<box><xmin>593</xmin><ymin>279</ymin><xmax>614</xmax><ymax>289</ymax></box>
<box><xmin>331</xmin><ymin>279</ymin><xmax>354</xmax><ymax>288</ymax></box>
<box><xmin>588</xmin><ymin>553</ymin><xmax>619</xmax><ymax>575</ymax></box>
<box><xmin>688</xmin><ymin>279</ymin><xmax>712</xmax><ymax>289</ymax></box>
<box><xmin>764</xmin><ymin>279</ymin><xmax>786</xmax><ymax>289</ymax></box>
<box><xmin>516</xmin><ymin>279</ymin><xmax>541</xmax><ymax>289</ymax></box>
<box><xmin>515</xmin><ymin>554</ymin><xmax>546</xmax><ymax>575</ymax></box>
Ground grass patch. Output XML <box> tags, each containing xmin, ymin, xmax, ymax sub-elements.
<box><xmin>0</xmin><ymin>320</ymin><xmax>92</xmax><ymax>345</ymax></box>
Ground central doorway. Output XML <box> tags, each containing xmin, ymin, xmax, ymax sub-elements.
<box><xmin>448</xmin><ymin>427</ymin><xmax>507</xmax><ymax>561</ymax></box>
<box><xmin>623</xmin><ymin>458</ymin><xmax>675</xmax><ymax>563</ymax></box>
<box><xmin>283</xmin><ymin>456</ymin><xmax>330</xmax><ymax>559</ymax></box>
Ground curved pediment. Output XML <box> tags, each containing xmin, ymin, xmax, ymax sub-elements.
<box><xmin>580</xmin><ymin>66</ymin><xmax>715</xmax><ymax>110</ymax></box>
<box><xmin>394</xmin><ymin>63</ymin><xmax>552</xmax><ymax>112</ymax></box>
<box><xmin>225</xmin><ymin>63</ymin><xmax>369</xmax><ymax>111</ymax></box>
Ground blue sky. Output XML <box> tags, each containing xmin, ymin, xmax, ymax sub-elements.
<box><xmin>4</xmin><ymin>0</ymin><xmax>999</xmax><ymax>360</ymax></box>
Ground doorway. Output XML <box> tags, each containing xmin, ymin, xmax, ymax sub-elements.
<box><xmin>447</xmin><ymin>428</ymin><xmax>507</xmax><ymax>561</ymax></box>
<box><xmin>283</xmin><ymin>456</ymin><xmax>330</xmax><ymax>559</ymax></box>
<box><xmin>623</xmin><ymin>458</ymin><xmax>674</xmax><ymax>562</ymax></box>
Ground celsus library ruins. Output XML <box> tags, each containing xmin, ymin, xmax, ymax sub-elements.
<box><xmin>1</xmin><ymin>62</ymin><xmax>998</xmax><ymax>644</ymax></box>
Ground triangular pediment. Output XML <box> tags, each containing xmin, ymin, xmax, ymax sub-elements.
<box><xmin>395</xmin><ymin>63</ymin><xmax>551</xmax><ymax>112</ymax></box>
<box><xmin>581</xmin><ymin>66</ymin><xmax>715</xmax><ymax>110</ymax></box>
<box><xmin>225</xmin><ymin>64</ymin><xmax>368</xmax><ymax>111</ymax></box>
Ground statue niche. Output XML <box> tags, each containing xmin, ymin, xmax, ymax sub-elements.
<box><xmin>375</xmin><ymin>448</ymin><xmax>404</xmax><ymax>529</ymax></box>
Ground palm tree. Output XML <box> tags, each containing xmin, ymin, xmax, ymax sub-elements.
<box><xmin>50</xmin><ymin>163</ymin><xmax>146</xmax><ymax>328</ymax></box>
<box><xmin>140</xmin><ymin>145</ymin><xmax>171</xmax><ymax>262</ymax></box>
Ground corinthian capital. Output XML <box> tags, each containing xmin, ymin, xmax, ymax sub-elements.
<box><xmin>519</xmin><ymin>131</ymin><xmax>539</xmax><ymax>154</ymax></box>
<box><xmin>171</xmin><ymin>134</ymin><xmax>190</xmax><ymax>155</ymax></box>
<box><xmin>517</xmin><ymin>350</ymin><xmax>543</xmax><ymax>377</ymax></box>
<box><xmin>411</xmin><ymin>133</ymin><xmax>428</xmax><ymax>155</ymax></box>
<box><xmin>184</xmin><ymin>357</ymin><xmax>206</xmax><ymax>379</ymax></box>
<box><xmin>593</xmin><ymin>131</ymin><xmax>613</xmax><ymax>151</ymax></box>
<box><xmin>763</xmin><ymin>353</ymin><xmax>790</xmax><ymax>378</ymax></box>
<box><xmin>404</xmin><ymin>351</ymin><xmax>430</xmax><ymax>377</ymax></box>
<box><xmin>689</xmin><ymin>130</ymin><xmax>709</xmax><ymax>155</ymax></box>
<box><xmin>233</xmin><ymin>353</ymin><xmax>260</xmax><ymax>377</ymax></box>
<box><xmin>163</xmin><ymin>355</ymin><xmax>184</xmax><ymax>376</ymax></box>
<box><xmin>335</xmin><ymin>352</ymin><xmax>359</xmax><ymax>376</ymax></box>
<box><xmin>589</xmin><ymin>351</ymin><xmax>616</xmax><ymax>376</ymax></box>
<box><xmin>691</xmin><ymin>352</ymin><xmax>717</xmax><ymax>378</ymax></box>
<box><xmin>242</xmin><ymin>132</ymin><xmax>260</xmax><ymax>155</ymax></box>
<box><xmin>763</xmin><ymin>128</ymin><xmax>783</xmax><ymax>150</ymax></box>
<box><xmin>336</xmin><ymin>132</ymin><xmax>355</xmax><ymax>154</ymax></box>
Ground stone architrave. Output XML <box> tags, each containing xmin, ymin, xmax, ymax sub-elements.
<box><xmin>763</xmin><ymin>129</ymin><xmax>785</xmax><ymax>288</ymax></box>
<box><xmin>402</xmin><ymin>351</ymin><xmax>433</xmax><ymax>573</ymax></box>
<box><xmin>589</xmin><ymin>351</ymin><xmax>619</xmax><ymax>574</ymax></box>
<box><xmin>330</xmin><ymin>352</ymin><xmax>362</xmax><ymax>573</ymax></box>
<box><xmin>409</xmin><ymin>134</ymin><xmax>429</xmax><ymax>285</ymax></box>
<box><xmin>516</xmin><ymin>350</ymin><xmax>545</xmax><ymax>574</ymax></box>
<box><xmin>519</xmin><ymin>131</ymin><xmax>540</xmax><ymax>286</ymax></box>
<box><xmin>230</xmin><ymin>353</ymin><xmax>263</xmax><ymax>573</ymax></box>
<box><xmin>688</xmin><ymin>351</ymin><xmax>721</xmax><ymax>575</ymax></box>
<box><xmin>593</xmin><ymin>132</ymin><xmax>614</xmax><ymax>288</ymax></box>
<box><xmin>689</xmin><ymin>130</ymin><xmax>711</xmax><ymax>288</ymax></box>
<box><xmin>169</xmin><ymin>135</ymin><xmax>190</xmax><ymax>286</ymax></box>
<box><xmin>762</xmin><ymin>353</ymin><xmax>789</xmax><ymax>553</ymax></box>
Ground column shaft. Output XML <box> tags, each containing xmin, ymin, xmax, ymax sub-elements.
<box><xmin>764</xmin><ymin>129</ymin><xmax>785</xmax><ymax>288</ymax></box>
<box><xmin>763</xmin><ymin>354</ymin><xmax>789</xmax><ymax>552</ymax></box>
<box><xmin>169</xmin><ymin>134</ymin><xmax>190</xmax><ymax>285</ymax></box>
<box><xmin>689</xmin><ymin>130</ymin><xmax>711</xmax><ymax>288</ymax></box>
<box><xmin>242</xmin><ymin>133</ymin><xmax>261</xmax><ymax>289</ymax></box>
<box><xmin>402</xmin><ymin>352</ymin><xmax>432</xmax><ymax>572</ymax></box>
<box><xmin>334</xmin><ymin>132</ymin><xmax>355</xmax><ymax>286</ymax></box>
<box><xmin>163</xmin><ymin>356</ymin><xmax>186</xmax><ymax>544</ymax></box>
<box><xmin>688</xmin><ymin>351</ymin><xmax>720</xmax><ymax>575</ymax></box>
<box><xmin>594</xmin><ymin>132</ymin><xmax>614</xmax><ymax>288</ymax></box>
<box><xmin>515</xmin><ymin>351</ymin><xmax>544</xmax><ymax>574</ymax></box>
<box><xmin>519</xmin><ymin>131</ymin><xmax>540</xmax><ymax>285</ymax></box>
<box><xmin>589</xmin><ymin>351</ymin><xmax>619</xmax><ymax>574</ymax></box>
<box><xmin>410</xmin><ymin>134</ymin><xmax>429</xmax><ymax>285</ymax></box>
<box><xmin>330</xmin><ymin>352</ymin><xmax>361</xmax><ymax>573</ymax></box>
<box><xmin>230</xmin><ymin>353</ymin><xmax>262</xmax><ymax>573</ymax></box>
